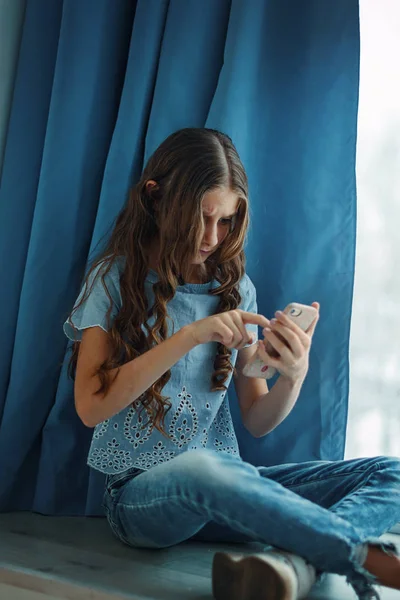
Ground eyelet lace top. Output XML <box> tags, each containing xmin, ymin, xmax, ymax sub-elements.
<box><xmin>64</xmin><ymin>257</ymin><xmax>258</xmax><ymax>475</ymax></box>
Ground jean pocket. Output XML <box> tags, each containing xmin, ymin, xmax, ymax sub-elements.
<box><xmin>106</xmin><ymin>467</ymin><xmax>142</xmax><ymax>497</ymax></box>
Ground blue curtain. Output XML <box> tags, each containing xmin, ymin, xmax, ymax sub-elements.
<box><xmin>0</xmin><ymin>0</ymin><xmax>26</xmax><ymax>175</ymax></box>
<box><xmin>0</xmin><ymin>0</ymin><xmax>360</xmax><ymax>515</ymax></box>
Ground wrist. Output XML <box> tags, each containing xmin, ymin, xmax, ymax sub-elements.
<box><xmin>280</xmin><ymin>372</ymin><xmax>305</xmax><ymax>389</ymax></box>
<box><xmin>180</xmin><ymin>324</ymin><xmax>200</xmax><ymax>349</ymax></box>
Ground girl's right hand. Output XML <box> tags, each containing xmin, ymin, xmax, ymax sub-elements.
<box><xmin>187</xmin><ymin>310</ymin><xmax>270</xmax><ymax>350</ymax></box>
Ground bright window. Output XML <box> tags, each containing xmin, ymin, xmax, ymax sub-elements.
<box><xmin>346</xmin><ymin>0</ymin><xmax>400</xmax><ymax>458</ymax></box>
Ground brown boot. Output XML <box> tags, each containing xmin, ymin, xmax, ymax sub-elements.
<box><xmin>212</xmin><ymin>550</ymin><xmax>316</xmax><ymax>600</ymax></box>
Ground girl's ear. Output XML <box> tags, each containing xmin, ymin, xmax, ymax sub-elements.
<box><xmin>145</xmin><ymin>179</ymin><xmax>159</xmax><ymax>194</ymax></box>
<box><xmin>145</xmin><ymin>180</ymin><xmax>161</xmax><ymax>221</ymax></box>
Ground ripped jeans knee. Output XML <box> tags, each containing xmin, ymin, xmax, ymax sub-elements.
<box><xmin>346</xmin><ymin>538</ymin><xmax>398</xmax><ymax>600</ymax></box>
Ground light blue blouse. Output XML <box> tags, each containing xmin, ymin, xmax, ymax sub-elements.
<box><xmin>64</xmin><ymin>257</ymin><xmax>258</xmax><ymax>475</ymax></box>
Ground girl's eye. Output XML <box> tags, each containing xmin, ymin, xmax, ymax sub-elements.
<box><xmin>202</xmin><ymin>215</ymin><xmax>237</xmax><ymax>231</ymax></box>
<box><xmin>221</xmin><ymin>216</ymin><xmax>237</xmax><ymax>231</ymax></box>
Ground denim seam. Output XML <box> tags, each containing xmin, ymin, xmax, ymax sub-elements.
<box><xmin>283</xmin><ymin>467</ymin><xmax>382</xmax><ymax>489</ymax></box>
<box><xmin>104</xmin><ymin>507</ymin><xmax>132</xmax><ymax>546</ymax></box>
<box><xmin>326</xmin><ymin>462</ymin><xmax>390</xmax><ymax>519</ymax></box>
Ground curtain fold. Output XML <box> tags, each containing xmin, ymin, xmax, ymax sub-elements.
<box><xmin>0</xmin><ymin>0</ymin><xmax>360</xmax><ymax>514</ymax></box>
<box><xmin>0</xmin><ymin>0</ymin><xmax>26</xmax><ymax>176</ymax></box>
<box><xmin>203</xmin><ymin>0</ymin><xmax>360</xmax><ymax>468</ymax></box>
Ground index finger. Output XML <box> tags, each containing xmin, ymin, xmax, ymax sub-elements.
<box><xmin>240</xmin><ymin>310</ymin><xmax>270</xmax><ymax>329</ymax></box>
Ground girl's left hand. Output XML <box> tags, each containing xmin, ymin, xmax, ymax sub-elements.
<box><xmin>257</xmin><ymin>302</ymin><xmax>320</xmax><ymax>384</ymax></box>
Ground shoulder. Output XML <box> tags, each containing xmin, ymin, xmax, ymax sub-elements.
<box><xmin>81</xmin><ymin>256</ymin><xmax>126</xmax><ymax>306</ymax></box>
<box><xmin>63</xmin><ymin>256</ymin><xmax>126</xmax><ymax>341</ymax></box>
<box><xmin>237</xmin><ymin>272</ymin><xmax>257</xmax><ymax>312</ymax></box>
<box><xmin>88</xmin><ymin>255</ymin><xmax>126</xmax><ymax>289</ymax></box>
<box><xmin>239</xmin><ymin>272</ymin><xmax>256</xmax><ymax>297</ymax></box>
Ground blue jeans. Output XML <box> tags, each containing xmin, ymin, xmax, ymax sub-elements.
<box><xmin>102</xmin><ymin>450</ymin><xmax>400</xmax><ymax>599</ymax></box>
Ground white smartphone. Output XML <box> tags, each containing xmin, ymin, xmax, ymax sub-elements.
<box><xmin>242</xmin><ymin>303</ymin><xmax>318</xmax><ymax>379</ymax></box>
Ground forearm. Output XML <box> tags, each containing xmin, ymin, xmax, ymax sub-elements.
<box><xmin>80</xmin><ymin>326</ymin><xmax>197</xmax><ymax>427</ymax></box>
<box><xmin>245</xmin><ymin>375</ymin><xmax>305</xmax><ymax>438</ymax></box>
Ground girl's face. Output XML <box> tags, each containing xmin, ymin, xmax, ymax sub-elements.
<box><xmin>192</xmin><ymin>187</ymin><xmax>240</xmax><ymax>265</ymax></box>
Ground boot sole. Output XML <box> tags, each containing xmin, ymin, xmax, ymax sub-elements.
<box><xmin>212</xmin><ymin>552</ymin><xmax>296</xmax><ymax>600</ymax></box>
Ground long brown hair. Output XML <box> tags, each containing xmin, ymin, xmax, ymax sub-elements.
<box><xmin>68</xmin><ymin>128</ymin><xmax>250</xmax><ymax>437</ymax></box>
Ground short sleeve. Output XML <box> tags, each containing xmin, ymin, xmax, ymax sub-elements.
<box><xmin>242</xmin><ymin>275</ymin><xmax>259</xmax><ymax>348</ymax></box>
<box><xmin>63</xmin><ymin>259</ymin><xmax>123</xmax><ymax>342</ymax></box>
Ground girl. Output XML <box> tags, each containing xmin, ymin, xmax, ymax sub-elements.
<box><xmin>64</xmin><ymin>128</ymin><xmax>400</xmax><ymax>600</ymax></box>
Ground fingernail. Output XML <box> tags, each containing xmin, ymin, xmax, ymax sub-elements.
<box><xmin>275</xmin><ymin>311</ymin><xmax>283</xmax><ymax>317</ymax></box>
<box><xmin>263</xmin><ymin>327</ymin><xmax>271</xmax><ymax>334</ymax></box>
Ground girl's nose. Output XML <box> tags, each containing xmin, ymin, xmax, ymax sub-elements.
<box><xmin>203</xmin><ymin>224</ymin><xmax>218</xmax><ymax>247</ymax></box>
